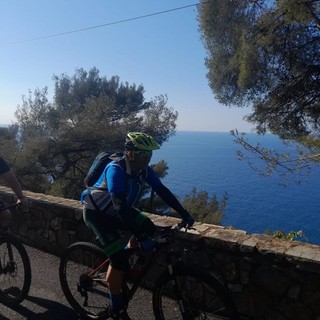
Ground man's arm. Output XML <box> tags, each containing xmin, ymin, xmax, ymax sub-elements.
<box><xmin>153</xmin><ymin>183</ymin><xmax>190</xmax><ymax>219</ymax></box>
<box><xmin>146</xmin><ymin>167</ymin><xmax>193</xmax><ymax>223</ymax></box>
<box><xmin>153</xmin><ymin>183</ymin><xmax>195</xmax><ymax>227</ymax></box>
<box><xmin>2</xmin><ymin>171</ymin><xmax>26</xmax><ymax>203</ymax></box>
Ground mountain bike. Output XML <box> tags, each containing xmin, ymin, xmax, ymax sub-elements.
<box><xmin>59</xmin><ymin>220</ymin><xmax>240</xmax><ymax>319</ymax></box>
<box><xmin>0</xmin><ymin>203</ymin><xmax>32</xmax><ymax>305</ymax></box>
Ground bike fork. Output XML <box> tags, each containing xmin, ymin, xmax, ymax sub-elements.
<box><xmin>167</xmin><ymin>265</ymin><xmax>195</xmax><ymax>320</ymax></box>
<box><xmin>3</xmin><ymin>243</ymin><xmax>15</xmax><ymax>273</ymax></box>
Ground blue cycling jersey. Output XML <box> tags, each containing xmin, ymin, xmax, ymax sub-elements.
<box><xmin>81</xmin><ymin>159</ymin><xmax>161</xmax><ymax>211</ymax></box>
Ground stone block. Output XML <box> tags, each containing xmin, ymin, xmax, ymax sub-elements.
<box><xmin>252</xmin><ymin>265</ymin><xmax>290</xmax><ymax>295</ymax></box>
<box><xmin>240</xmin><ymin>237</ymin><xmax>258</xmax><ymax>252</ymax></box>
<box><xmin>50</xmin><ymin>217</ymin><xmax>62</xmax><ymax>231</ymax></box>
<box><xmin>57</xmin><ymin>229</ymin><xmax>70</xmax><ymax>248</ymax></box>
<box><xmin>74</xmin><ymin>209</ymin><xmax>83</xmax><ymax>221</ymax></box>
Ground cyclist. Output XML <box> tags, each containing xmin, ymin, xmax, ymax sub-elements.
<box><xmin>81</xmin><ymin>132</ymin><xmax>194</xmax><ymax>320</ymax></box>
<box><xmin>0</xmin><ymin>156</ymin><xmax>27</xmax><ymax>225</ymax></box>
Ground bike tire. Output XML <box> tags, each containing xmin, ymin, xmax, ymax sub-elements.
<box><xmin>0</xmin><ymin>234</ymin><xmax>31</xmax><ymax>305</ymax></box>
<box><xmin>152</xmin><ymin>264</ymin><xmax>240</xmax><ymax>320</ymax></box>
<box><xmin>59</xmin><ymin>242</ymin><xmax>111</xmax><ymax>320</ymax></box>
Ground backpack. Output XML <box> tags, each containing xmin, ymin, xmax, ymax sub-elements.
<box><xmin>84</xmin><ymin>151</ymin><xmax>113</xmax><ymax>187</ymax></box>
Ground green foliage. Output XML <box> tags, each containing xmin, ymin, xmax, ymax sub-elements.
<box><xmin>144</xmin><ymin>187</ymin><xmax>228</xmax><ymax>225</ymax></box>
<box><xmin>181</xmin><ymin>188</ymin><xmax>227</xmax><ymax>225</ymax></box>
<box><xmin>151</xmin><ymin>160</ymin><xmax>169</xmax><ymax>179</ymax></box>
<box><xmin>4</xmin><ymin>67</ymin><xmax>178</xmax><ymax>199</ymax></box>
<box><xmin>0</xmin><ymin>125</ymin><xmax>19</xmax><ymax>161</ymax></box>
<box><xmin>198</xmin><ymin>0</ymin><xmax>320</xmax><ymax>138</ymax></box>
<box><xmin>264</xmin><ymin>229</ymin><xmax>305</xmax><ymax>242</ymax></box>
<box><xmin>277</xmin><ymin>0</ymin><xmax>316</xmax><ymax>24</ymax></box>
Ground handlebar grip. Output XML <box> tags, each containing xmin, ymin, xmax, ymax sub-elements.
<box><xmin>175</xmin><ymin>220</ymin><xmax>189</xmax><ymax>231</ymax></box>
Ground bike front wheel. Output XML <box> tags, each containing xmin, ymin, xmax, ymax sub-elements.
<box><xmin>153</xmin><ymin>264</ymin><xmax>239</xmax><ymax>320</ymax></box>
<box><xmin>0</xmin><ymin>235</ymin><xmax>31</xmax><ymax>305</ymax></box>
<box><xmin>59</xmin><ymin>242</ymin><xmax>110</xmax><ymax>319</ymax></box>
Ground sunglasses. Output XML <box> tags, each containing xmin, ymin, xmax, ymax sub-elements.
<box><xmin>134</xmin><ymin>150</ymin><xmax>153</xmax><ymax>158</ymax></box>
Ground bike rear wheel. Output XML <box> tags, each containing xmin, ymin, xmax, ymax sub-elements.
<box><xmin>153</xmin><ymin>265</ymin><xmax>239</xmax><ymax>320</ymax></box>
<box><xmin>0</xmin><ymin>235</ymin><xmax>31</xmax><ymax>305</ymax></box>
<box><xmin>59</xmin><ymin>242</ymin><xmax>110</xmax><ymax>319</ymax></box>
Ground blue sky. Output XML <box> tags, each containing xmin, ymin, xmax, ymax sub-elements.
<box><xmin>0</xmin><ymin>0</ymin><xmax>253</xmax><ymax>132</ymax></box>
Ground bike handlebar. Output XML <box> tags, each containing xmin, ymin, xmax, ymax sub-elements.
<box><xmin>153</xmin><ymin>219</ymin><xmax>194</xmax><ymax>246</ymax></box>
<box><xmin>174</xmin><ymin>220</ymin><xmax>193</xmax><ymax>231</ymax></box>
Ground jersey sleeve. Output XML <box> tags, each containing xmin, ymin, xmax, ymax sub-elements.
<box><xmin>145</xmin><ymin>166</ymin><xmax>162</xmax><ymax>187</ymax></box>
<box><xmin>0</xmin><ymin>157</ymin><xmax>10</xmax><ymax>175</ymax></box>
<box><xmin>148</xmin><ymin>165</ymin><xmax>190</xmax><ymax>220</ymax></box>
<box><xmin>106</xmin><ymin>163</ymin><xmax>126</xmax><ymax>194</ymax></box>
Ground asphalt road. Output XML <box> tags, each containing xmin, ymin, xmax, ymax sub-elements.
<box><xmin>0</xmin><ymin>245</ymin><xmax>156</xmax><ymax>320</ymax></box>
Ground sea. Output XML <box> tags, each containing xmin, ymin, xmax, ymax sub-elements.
<box><xmin>151</xmin><ymin>131</ymin><xmax>320</xmax><ymax>245</ymax></box>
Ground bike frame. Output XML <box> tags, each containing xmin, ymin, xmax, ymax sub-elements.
<box><xmin>0</xmin><ymin>204</ymin><xmax>19</xmax><ymax>275</ymax></box>
<box><xmin>125</xmin><ymin>251</ymin><xmax>160</xmax><ymax>301</ymax></box>
<box><xmin>122</xmin><ymin>246</ymin><xmax>194</xmax><ymax>318</ymax></box>
<box><xmin>87</xmin><ymin>246</ymin><xmax>167</xmax><ymax>304</ymax></box>
<box><xmin>0</xmin><ymin>239</ymin><xmax>13</xmax><ymax>274</ymax></box>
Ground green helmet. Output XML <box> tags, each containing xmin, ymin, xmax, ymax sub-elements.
<box><xmin>125</xmin><ymin>132</ymin><xmax>160</xmax><ymax>151</ymax></box>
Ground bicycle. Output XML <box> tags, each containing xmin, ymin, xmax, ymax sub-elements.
<box><xmin>59</xmin><ymin>220</ymin><xmax>240</xmax><ymax>319</ymax></box>
<box><xmin>0</xmin><ymin>203</ymin><xmax>32</xmax><ymax>305</ymax></box>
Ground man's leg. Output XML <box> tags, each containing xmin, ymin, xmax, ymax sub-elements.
<box><xmin>106</xmin><ymin>265</ymin><xmax>125</xmax><ymax>313</ymax></box>
<box><xmin>83</xmin><ymin>209</ymin><xmax>131</xmax><ymax>318</ymax></box>
<box><xmin>107</xmin><ymin>250</ymin><xmax>131</xmax><ymax>319</ymax></box>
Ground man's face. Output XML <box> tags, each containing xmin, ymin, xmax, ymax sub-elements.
<box><xmin>132</xmin><ymin>150</ymin><xmax>152</xmax><ymax>170</ymax></box>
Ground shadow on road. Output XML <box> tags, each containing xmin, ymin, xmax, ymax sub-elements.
<box><xmin>0</xmin><ymin>295</ymin><xmax>79</xmax><ymax>320</ymax></box>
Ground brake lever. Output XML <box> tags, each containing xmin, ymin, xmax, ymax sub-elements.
<box><xmin>175</xmin><ymin>220</ymin><xmax>192</xmax><ymax>232</ymax></box>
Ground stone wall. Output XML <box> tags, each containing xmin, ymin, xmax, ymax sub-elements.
<box><xmin>1</xmin><ymin>186</ymin><xmax>320</xmax><ymax>319</ymax></box>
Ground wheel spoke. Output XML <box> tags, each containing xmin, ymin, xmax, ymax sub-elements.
<box><xmin>59</xmin><ymin>242</ymin><xmax>110</xmax><ymax>319</ymax></box>
<box><xmin>153</xmin><ymin>268</ymin><xmax>239</xmax><ymax>320</ymax></box>
<box><xmin>0</xmin><ymin>236</ymin><xmax>31</xmax><ymax>305</ymax></box>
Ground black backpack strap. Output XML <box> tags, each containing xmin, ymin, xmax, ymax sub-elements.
<box><xmin>88</xmin><ymin>190</ymin><xmax>102</xmax><ymax>212</ymax></box>
<box><xmin>117</xmin><ymin>158</ymin><xmax>126</xmax><ymax>171</ymax></box>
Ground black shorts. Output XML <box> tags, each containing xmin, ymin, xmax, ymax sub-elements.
<box><xmin>83</xmin><ymin>207</ymin><xmax>155</xmax><ymax>257</ymax></box>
